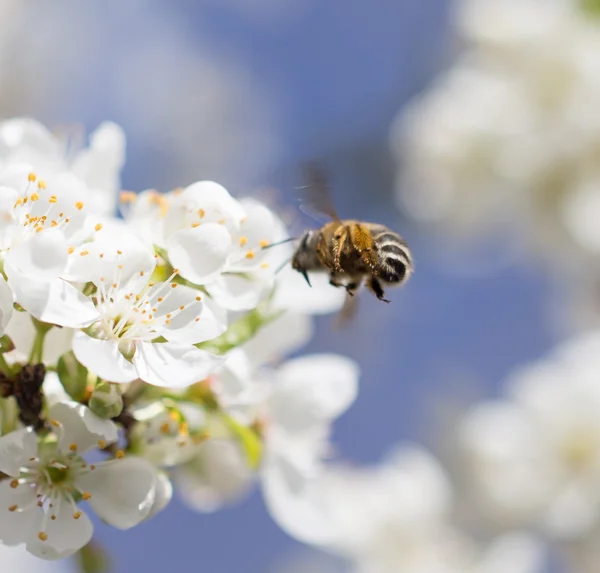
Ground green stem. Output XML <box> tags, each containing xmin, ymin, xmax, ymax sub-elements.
<box><xmin>29</xmin><ymin>328</ymin><xmax>47</xmax><ymax>364</ymax></box>
<box><xmin>0</xmin><ymin>352</ymin><xmax>11</xmax><ymax>376</ymax></box>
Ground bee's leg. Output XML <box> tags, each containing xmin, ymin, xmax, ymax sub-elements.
<box><xmin>329</xmin><ymin>273</ymin><xmax>345</xmax><ymax>289</ymax></box>
<box><xmin>344</xmin><ymin>277</ymin><xmax>362</xmax><ymax>297</ymax></box>
<box><xmin>332</xmin><ymin>237</ymin><xmax>342</xmax><ymax>272</ymax></box>
<box><xmin>367</xmin><ymin>276</ymin><xmax>390</xmax><ymax>303</ymax></box>
<box><xmin>333</xmin><ymin>226</ymin><xmax>349</xmax><ymax>272</ymax></box>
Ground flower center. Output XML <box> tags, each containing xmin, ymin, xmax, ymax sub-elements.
<box><xmin>85</xmin><ymin>262</ymin><xmax>198</xmax><ymax>346</ymax></box>
<box><xmin>8</xmin><ymin>172</ymin><xmax>83</xmax><ymax>247</ymax></box>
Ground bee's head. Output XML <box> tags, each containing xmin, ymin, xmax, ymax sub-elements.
<box><xmin>291</xmin><ymin>230</ymin><xmax>314</xmax><ymax>286</ymax></box>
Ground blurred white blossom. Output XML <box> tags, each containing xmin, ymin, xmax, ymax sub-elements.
<box><xmin>461</xmin><ymin>330</ymin><xmax>600</xmax><ymax>539</ymax></box>
<box><xmin>268</xmin><ymin>444</ymin><xmax>544</xmax><ymax>573</ymax></box>
<box><xmin>393</xmin><ymin>0</ymin><xmax>600</xmax><ymax>274</ymax></box>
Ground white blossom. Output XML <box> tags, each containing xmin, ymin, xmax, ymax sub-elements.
<box><xmin>461</xmin><ymin>330</ymin><xmax>600</xmax><ymax>538</ymax></box>
<box><xmin>63</xmin><ymin>232</ymin><xmax>226</xmax><ymax>387</ymax></box>
<box><xmin>0</xmin><ymin>118</ymin><xmax>125</xmax><ymax>217</ymax></box>
<box><xmin>270</xmin><ymin>444</ymin><xmax>543</xmax><ymax>573</ymax></box>
<box><xmin>0</xmin><ymin>401</ymin><xmax>170</xmax><ymax>560</ymax></box>
<box><xmin>393</xmin><ymin>0</ymin><xmax>600</xmax><ymax>271</ymax></box>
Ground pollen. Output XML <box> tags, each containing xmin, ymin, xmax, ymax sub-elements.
<box><xmin>28</xmin><ymin>172</ymin><xmax>37</xmax><ymax>182</ymax></box>
<box><xmin>115</xmin><ymin>450</ymin><xmax>125</xmax><ymax>459</ymax></box>
<box><xmin>80</xmin><ymin>250</ymin><xmax>89</xmax><ymax>256</ymax></box>
<box><xmin>69</xmin><ymin>443</ymin><xmax>77</xmax><ymax>452</ymax></box>
<box><xmin>97</xmin><ymin>440</ymin><xmax>106</xmax><ymax>449</ymax></box>
<box><xmin>179</xmin><ymin>305</ymin><xmax>185</xmax><ymax>310</ymax></box>
<box><xmin>160</xmin><ymin>422</ymin><xmax>170</xmax><ymax>434</ymax></box>
<box><xmin>245</xmin><ymin>250</ymin><xmax>255</xmax><ymax>259</ymax></box>
<box><xmin>120</xmin><ymin>191</ymin><xmax>137</xmax><ymax>204</ymax></box>
<box><xmin>68</xmin><ymin>247</ymin><xmax>75</xmax><ymax>255</ymax></box>
<box><xmin>30</xmin><ymin>192</ymin><xmax>39</xmax><ymax>201</ymax></box>
<box><xmin>198</xmin><ymin>208</ymin><xmax>205</xmax><ymax>218</ymax></box>
<box><xmin>37</xmin><ymin>179</ymin><xmax>46</xmax><ymax>189</ymax></box>
<box><xmin>75</xmin><ymin>201</ymin><xmax>84</xmax><ymax>210</ymax></box>
<box><xmin>171</xmin><ymin>283</ymin><xmax>178</xmax><ymax>288</ymax></box>
<box><xmin>73</xmin><ymin>511</ymin><xmax>82</xmax><ymax>520</ymax></box>
<box><xmin>81</xmin><ymin>492</ymin><xmax>92</xmax><ymax>501</ymax></box>
<box><xmin>90</xmin><ymin>464</ymin><xmax>96</xmax><ymax>470</ymax></box>
<box><xmin>261</xmin><ymin>263</ymin><xmax>269</xmax><ymax>269</ymax></box>
<box><xmin>239</xmin><ymin>236</ymin><xmax>248</xmax><ymax>246</ymax></box>
<box><xmin>10</xmin><ymin>479</ymin><xmax>18</xmax><ymax>489</ymax></box>
<box><xmin>8</xmin><ymin>504</ymin><xmax>17</xmax><ymax>512</ymax></box>
<box><xmin>195</xmin><ymin>296</ymin><xmax>201</xmax><ymax>301</ymax></box>
<box><xmin>259</xmin><ymin>239</ymin><xmax>269</xmax><ymax>248</ymax></box>
<box><xmin>48</xmin><ymin>195</ymin><xmax>57</xmax><ymax>204</ymax></box>
<box><xmin>191</xmin><ymin>222</ymin><xmax>200</xmax><ymax>228</ymax></box>
<box><xmin>139</xmin><ymin>271</ymin><xmax>145</xmax><ymax>277</ymax></box>
<box><xmin>38</xmin><ymin>532</ymin><xmax>48</xmax><ymax>541</ymax></box>
<box><xmin>51</xmin><ymin>515</ymin><xmax>56</xmax><ymax>520</ymax></box>
<box><xmin>157</xmin><ymin>297</ymin><xmax>163</xmax><ymax>302</ymax></box>
<box><xmin>95</xmin><ymin>223</ymin><xmax>103</xmax><ymax>232</ymax></box>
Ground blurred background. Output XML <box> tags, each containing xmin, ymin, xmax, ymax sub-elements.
<box><xmin>3</xmin><ymin>0</ymin><xmax>596</xmax><ymax>572</ymax></box>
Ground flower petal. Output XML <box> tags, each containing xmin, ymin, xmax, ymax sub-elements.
<box><xmin>242</xmin><ymin>311</ymin><xmax>314</xmax><ymax>368</ymax></box>
<box><xmin>207</xmin><ymin>271</ymin><xmax>273</xmax><ymax>311</ymax></box>
<box><xmin>5</xmin><ymin>273</ymin><xmax>99</xmax><ymax>328</ymax></box>
<box><xmin>26</xmin><ymin>507</ymin><xmax>92</xmax><ymax>560</ymax></box>
<box><xmin>272</xmin><ymin>265</ymin><xmax>346</xmax><ymax>315</ymax></box>
<box><xmin>0</xmin><ymin>273</ymin><xmax>14</xmax><ymax>335</ymax></box>
<box><xmin>167</xmin><ymin>224</ymin><xmax>231</xmax><ymax>285</ymax></box>
<box><xmin>133</xmin><ymin>342</ymin><xmax>225</xmax><ymax>388</ymax></box>
<box><xmin>65</xmin><ymin>228</ymin><xmax>155</xmax><ymax>288</ymax></box>
<box><xmin>5</xmin><ymin>228</ymin><xmax>68</xmax><ymax>280</ymax></box>
<box><xmin>4</xmin><ymin>310</ymin><xmax>73</xmax><ymax>363</ymax></box>
<box><xmin>175</xmin><ymin>439</ymin><xmax>253</xmax><ymax>513</ymax></box>
<box><xmin>269</xmin><ymin>354</ymin><xmax>360</xmax><ymax>433</ymax></box>
<box><xmin>0</xmin><ymin>428</ymin><xmax>38</xmax><ymax>477</ymax></box>
<box><xmin>72</xmin><ymin>333</ymin><xmax>137</xmax><ymax>383</ymax></box>
<box><xmin>228</xmin><ymin>200</ymin><xmax>276</xmax><ymax>271</ymax></box>
<box><xmin>164</xmin><ymin>181</ymin><xmax>245</xmax><ymax>237</ymax></box>
<box><xmin>71</xmin><ymin>122</ymin><xmax>126</xmax><ymax>217</ymax></box>
<box><xmin>160</xmin><ymin>294</ymin><xmax>227</xmax><ymax>345</ymax></box>
<box><xmin>76</xmin><ymin>456</ymin><xmax>161</xmax><ymax>529</ymax></box>
<box><xmin>0</xmin><ymin>488</ymin><xmax>38</xmax><ymax>546</ymax></box>
<box><xmin>147</xmin><ymin>472</ymin><xmax>173</xmax><ymax>519</ymax></box>
<box><xmin>261</xmin><ymin>449</ymin><xmax>335</xmax><ymax>546</ymax></box>
<box><xmin>49</xmin><ymin>401</ymin><xmax>119</xmax><ymax>454</ymax></box>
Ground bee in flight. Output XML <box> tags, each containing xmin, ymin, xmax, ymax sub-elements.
<box><xmin>289</xmin><ymin>163</ymin><xmax>413</xmax><ymax>307</ymax></box>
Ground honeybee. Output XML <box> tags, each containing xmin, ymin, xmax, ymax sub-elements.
<box><xmin>291</xmin><ymin>164</ymin><xmax>413</xmax><ymax>306</ymax></box>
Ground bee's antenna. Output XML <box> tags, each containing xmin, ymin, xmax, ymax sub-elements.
<box><xmin>275</xmin><ymin>256</ymin><xmax>293</xmax><ymax>275</ymax></box>
<box><xmin>261</xmin><ymin>237</ymin><xmax>298</xmax><ymax>250</ymax></box>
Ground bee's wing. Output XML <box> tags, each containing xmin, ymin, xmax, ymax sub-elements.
<box><xmin>299</xmin><ymin>162</ymin><xmax>341</xmax><ymax>223</ymax></box>
<box><xmin>334</xmin><ymin>292</ymin><xmax>360</xmax><ymax>329</ymax></box>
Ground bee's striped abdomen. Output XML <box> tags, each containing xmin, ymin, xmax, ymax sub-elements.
<box><xmin>372</xmin><ymin>226</ymin><xmax>413</xmax><ymax>285</ymax></box>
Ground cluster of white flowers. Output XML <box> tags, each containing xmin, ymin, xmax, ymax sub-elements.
<box><xmin>392</xmin><ymin>0</ymin><xmax>600</xmax><ymax>283</ymax></box>
<box><xmin>0</xmin><ymin>117</ymin><xmax>356</xmax><ymax>562</ymax></box>
<box><xmin>264</xmin><ymin>330</ymin><xmax>600</xmax><ymax>573</ymax></box>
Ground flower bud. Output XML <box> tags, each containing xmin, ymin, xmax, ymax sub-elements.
<box><xmin>89</xmin><ymin>381</ymin><xmax>123</xmax><ymax>419</ymax></box>
<box><xmin>0</xmin><ymin>334</ymin><xmax>14</xmax><ymax>353</ymax></box>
